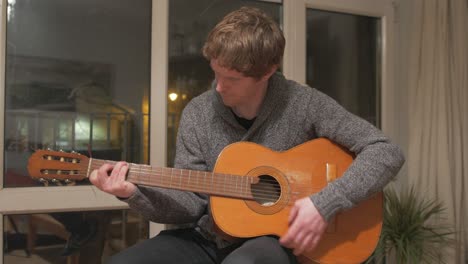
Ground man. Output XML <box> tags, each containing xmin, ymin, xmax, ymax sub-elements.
<box><xmin>90</xmin><ymin>6</ymin><xmax>404</xmax><ymax>264</ymax></box>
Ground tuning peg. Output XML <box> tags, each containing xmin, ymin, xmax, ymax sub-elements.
<box><xmin>39</xmin><ymin>178</ymin><xmax>49</xmax><ymax>187</ymax></box>
<box><xmin>51</xmin><ymin>179</ymin><xmax>63</xmax><ymax>186</ymax></box>
<box><xmin>64</xmin><ymin>179</ymin><xmax>76</xmax><ymax>186</ymax></box>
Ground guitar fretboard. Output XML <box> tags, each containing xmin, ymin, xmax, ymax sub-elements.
<box><xmin>88</xmin><ymin>159</ymin><xmax>256</xmax><ymax>200</ymax></box>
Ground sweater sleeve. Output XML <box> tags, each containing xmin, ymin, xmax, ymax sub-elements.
<box><xmin>120</xmin><ymin>103</ymin><xmax>208</xmax><ymax>224</ymax></box>
<box><xmin>307</xmin><ymin>89</ymin><xmax>405</xmax><ymax>221</ymax></box>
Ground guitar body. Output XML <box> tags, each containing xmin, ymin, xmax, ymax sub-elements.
<box><xmin>211</xmin><ymin>138</ymin><xmax>382</xmax><ymax>264</ymax></box>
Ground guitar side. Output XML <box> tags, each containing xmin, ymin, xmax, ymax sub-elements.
<box><xmin>211</xmin><ymin>138</ymin><xmax>383</xmax><ymax>264</ymax></box>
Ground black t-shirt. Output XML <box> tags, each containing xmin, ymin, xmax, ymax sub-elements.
<box><xmin>232</xmin><ymin>111</ymin><xmax>256</xmax><ymax>130</ymax></box>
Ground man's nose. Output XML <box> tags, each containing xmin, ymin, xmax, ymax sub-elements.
<box><xmin>216</xmin><ymin>79</ymin><xmax>226</xmax><ymax>93</ymax></box>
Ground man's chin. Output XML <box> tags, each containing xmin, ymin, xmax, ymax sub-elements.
<box><xmin>220</xmin><ymin>97</ymin><xmax>235</xmax><ymax>107</ymax></box>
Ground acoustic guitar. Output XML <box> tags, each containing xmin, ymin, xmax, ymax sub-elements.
<box><xmin>27</xmin><ymin>138</ymin><xmax>382</xmax><ymax>264</ymax></box>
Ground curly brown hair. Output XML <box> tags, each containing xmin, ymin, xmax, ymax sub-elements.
<box><xmin>202</xmin><ymin>7</ymin><xmax>285</xmax><ymax>78</ymax></box>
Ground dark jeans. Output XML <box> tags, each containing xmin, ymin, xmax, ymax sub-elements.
<box><xmin>107</xmin><ymin>228</ymin><xmax>297</xmax><ymax>264</ymax></box>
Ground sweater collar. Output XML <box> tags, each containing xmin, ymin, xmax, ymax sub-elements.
<box><xmin>212</xmin><ymin>72</ymin><xmax>287</xmax><ymax>137</ymax></box>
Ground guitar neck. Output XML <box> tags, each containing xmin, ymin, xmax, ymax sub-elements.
<box><xmin>88</xmin><ymin>159</ymin><xmax>255</xmax><ymax>200</ymax></box>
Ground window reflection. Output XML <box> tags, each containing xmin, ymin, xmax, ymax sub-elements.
<box><xmin>306</xmin><ymin>9</ymin><xmax>380</xmax><ymax>125</ymax></box>
<box><xmin>4</xmin><ymin>0</ymin><xmax>151</xmax><ymax>187</ymax></box>
<box><xmin>2</xmin><ymin>0</ymin><xmax>151</xmax><ymax>259</ymax></box>
<box><xmin>167</xmin><ymin>0</ymin><xmax>282</xmax><ymax>166</ymax></box>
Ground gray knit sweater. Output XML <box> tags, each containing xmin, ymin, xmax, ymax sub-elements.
<box><xmin>123</xmin><ymin>72</ymin><xmax>405</xmax><ymax>247</ymax></box>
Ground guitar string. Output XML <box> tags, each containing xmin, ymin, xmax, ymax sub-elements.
<box><xmin>46</xmin><ymin>170</ymin><xmax>323</xmax><ymax>199</ymax></box>
<box><xmin>88</xmin><ymin>160</ymin><xmax>324</xmax><ymax>196</ymax></box>
<box><xmin>88</xmin><ymin>159</ymin><xmax>329</xmax><ymax>188</ymax></box>
<box><xmin>62</xmin><ymin>172</ymin><xmax>321</xmax><ymax>202</ymax></box>
<box><xmin>45</xmin><ymin>167</ymin><xmax>323</xmax><ymax>200</ymax></box>
<box><xmin>60</xmin><ymin>175</ymin><xmax>295</xmax><ymax>207</ymax></box>
<box><xmin>44</xmin><ymin>159</ymin><xmax>327</xmax><ymax>200</ymax></box>
<box><xmin>46</xmin><ymin>157</ymin><xmax>330</xmax><ymax>190</ymax></box>
<box><xmin>77</xmin><ymin>171</ymin><xmax>286</xmax><ymax>201</ymax></box>
<box><xmin>89</xmin><ymin>160</ymin><xmax>281</xmax><ymax>197</ymax></box>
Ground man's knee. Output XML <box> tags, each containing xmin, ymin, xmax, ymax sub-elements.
<box><xmin>106</xmin><ymin>254</ymin><xmax>127</xmax><ymax>264</ymax></box>
<box><xmin>222</xmin><ymin>236</ymin><xmax>295</xmax><ymax>264</ymax></box>
<box><xmin>244</xmin><ymin>236</ymin><xmax>282</xmax><ymax>249</ymax></box>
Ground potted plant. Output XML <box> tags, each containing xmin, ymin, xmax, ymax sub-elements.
<box><xmin>367</xmin><ymin>185</ymin><xmax>454</xmax><ymax>263</ymax></box>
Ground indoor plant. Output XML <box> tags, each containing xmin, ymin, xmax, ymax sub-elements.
<box><xmin>368</xmin><ymin>185</ymin><xmax>454</xmax><ymax>263</ymax></box>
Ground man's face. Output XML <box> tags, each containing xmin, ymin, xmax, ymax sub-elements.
<box><xmin>210</xmin><ymin>59</ymin><xmax>266</xmax><ymax>108</ymax></box>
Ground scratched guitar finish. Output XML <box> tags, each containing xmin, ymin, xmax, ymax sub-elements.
<box><xmin>28</xmin><ymin>138</ymin><xmax>383</xmax><ymax>264</ymax></box>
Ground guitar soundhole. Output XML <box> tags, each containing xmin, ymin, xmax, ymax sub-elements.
<box><xmin>251</xmin><ymin>175</ymin><xmax>281</xmax><ymax>206</ymax></box>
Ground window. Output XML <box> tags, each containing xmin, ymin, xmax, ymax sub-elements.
<box><xmin>2</xmin><ymin>0</ymin><xmax>152</xmax><ymax>261</ymax></box>
<box><xmin>306</xmin><ymin>8</ymin><xmax>380</xmax><ymax>125</ymax></box>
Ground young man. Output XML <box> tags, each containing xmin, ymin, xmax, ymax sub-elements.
<box><xmin>90</xmin><ymin>7</ymin><xmax>404</xmax><ymax>264</ymax></box>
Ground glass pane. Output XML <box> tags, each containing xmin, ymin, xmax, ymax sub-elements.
<box><xmin>306</xmin><ymin>9</ymin><xmax>380</xmax><ymax>125</ymax></box>
<box><xmin>168</xmin><ymin>0</ymin><xmax>283</xmax><ymax>166</ymax></box>
<box><xmin>3</xmin><ymin>210</ymin><xmax>148</xmax><ymax>263</ymax></box>
<box><xmin>4</xmin><ymin>0</ymin><xmax>151</xmax><ymax>187</ymax></box>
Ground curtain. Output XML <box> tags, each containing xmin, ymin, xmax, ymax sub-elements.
<box><xmin>406</xmin><ymin>0</ymin><xmax>467</xmax><ymax>263</ymax></box>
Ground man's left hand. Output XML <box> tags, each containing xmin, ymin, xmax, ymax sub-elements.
<box><xmin>279</xmin><ymin>197</ymin><xmax>328</xmax><ymax>256</ymax></box>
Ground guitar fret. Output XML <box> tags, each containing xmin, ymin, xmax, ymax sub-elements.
<box><xmin>211</xmin><ymin>172</ymin><xmax>214</xmax><ymax>191</ymax></box>
<box><xmin>240</xmin><ymin>176</ymin><xmax>243</xmax><ymax>195</ymax></box>
<box><xmin>158</xmin><ymin>167</ymin><xmax>163</xmax><ymax>185</ymax></box>
<box><xmin>197</xmin><ymin>171</ymin><xmax>205</xmax><ymax>190</ymax></box>
<box><xmin>138</xmin><ymin>164</ymin><xmax>142</xmax><ymax>181</ymax></box>
<box><xmin>189</xmin><ymin>170</ymin><xmax>191</xmax><ymax>187</ymax></box>
<box><xmin>170</xmin><ymin>168</ymin><xmax>173</xmax><ymax>188</ymax></box>
<box><xmin>239</xmin><ymin>175</ymin><xmax>242</xmax><ymax>195</ymax></box>
<box><xmin>179</xmin><ymin>168</ymin><xmax>182</xmax><ymax>188</ymax></box>
<box><xmin>204</xmin><ymin>171</ymin><xmax>207</xmax><ymax>191</ymax></box>
<box><xmin>223</xmin><ymin>174</ymin><xmax>227</xmax><ymax>192</ymax></box>
<box><xmin>232</xmin><ymin>174</ymin><xmax>235</xmax><ymax>196</ymax></box>
<box><xmin>149</xmin><ymin>166</ymin><xmax>153</xmax><ymax>183</ymax></box>
<box><xmin>202</xmin><ymin>171</ymin><xmax>205</xmax><ymax>192</ymax></box>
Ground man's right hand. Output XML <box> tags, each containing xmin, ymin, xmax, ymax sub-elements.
<box><xmin>89</xmin><ymin>162</ymin><xmax>137</xmax><ymax>199</ymax></box>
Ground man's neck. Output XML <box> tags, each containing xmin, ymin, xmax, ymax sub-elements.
<box><xmin>231</xmin><ymin>106</ymin><xmax>258</xmax><ymax>120</ymax></box>
<box><xmin>232</xmin><ymin>83</ymin><xmax>268</xmax><ymax>120</ymax></box>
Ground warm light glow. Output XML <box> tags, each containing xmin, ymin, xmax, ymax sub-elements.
<box><xmin>169</xmin><ymin>93</ymin><xmax>178</xmax><ymax>101</ymax></box>
<box><xmin>141</xmin><ymin>92</ymin><xmax>149</xmax><ymax>114</ymax></box>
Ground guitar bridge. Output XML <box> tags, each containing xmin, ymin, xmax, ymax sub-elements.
<box><xmin>326</xmin><ymin>163</ymin><xmax>337</xmax><ymax>183</ymax></box>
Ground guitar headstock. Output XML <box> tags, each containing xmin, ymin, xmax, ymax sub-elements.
<box><xmin>28</xmin><ymin>150</ymin><xmax>90</xmax><ymax>186</ymax></box>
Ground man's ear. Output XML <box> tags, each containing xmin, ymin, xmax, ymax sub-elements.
<box><xmin>260</xmin><ymin>64</ymin><xmax>279</xmax><ymax>82</ymax></box>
